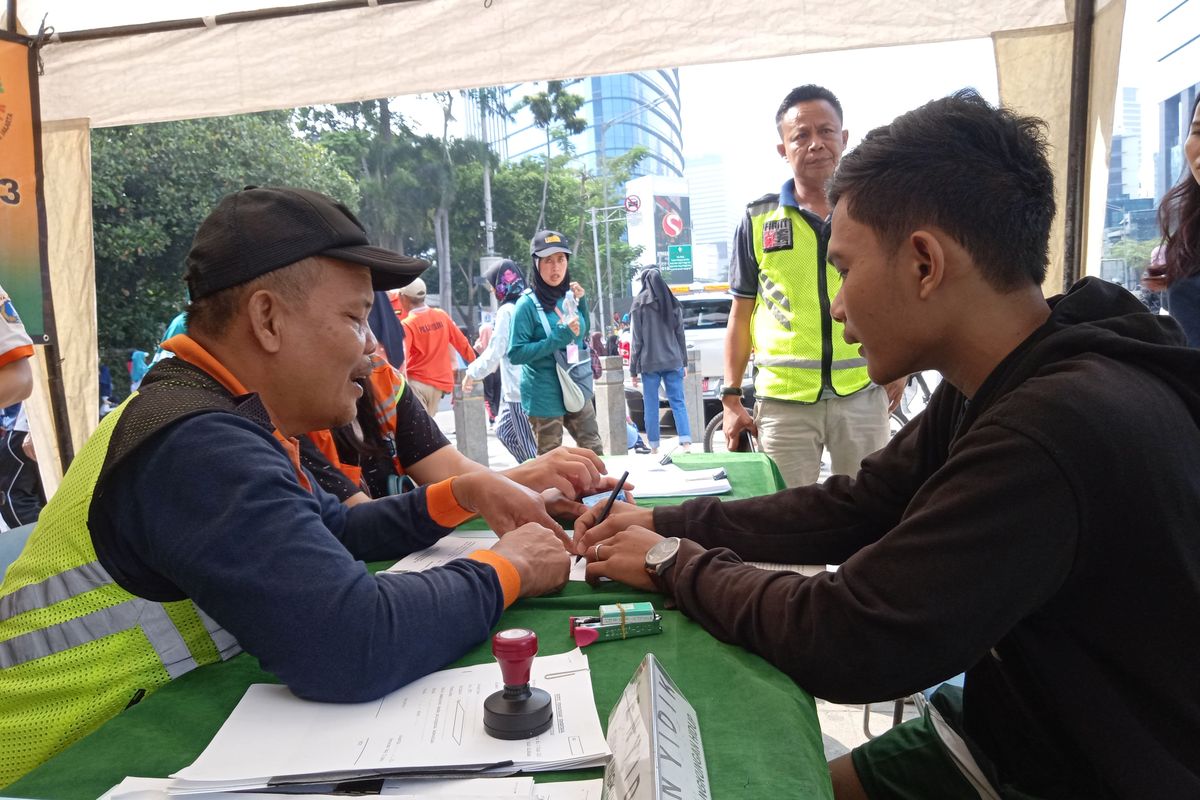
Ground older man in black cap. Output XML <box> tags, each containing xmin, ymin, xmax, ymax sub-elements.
<box><xmin>0</xmin><ymin>187</ymin><xmax>572</xmax><ymax>786</ymax></box>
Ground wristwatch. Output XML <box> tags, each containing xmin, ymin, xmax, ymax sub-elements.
<box><xmin>645</xmin><ymin>537</ymin><xmax>682</xmax><ymax>579</ymax></box>
<box><xmin>720</xmin><ymin>385</ymin><xmax>743</xmax><ymax>397</ymax></box>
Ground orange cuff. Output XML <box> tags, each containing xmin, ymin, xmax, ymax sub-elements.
<box><xmin>425</xmin><ymin>477</ymin><xmax>475</xmax><ymax>528</ymax></box>
<box><xmin>469</xmin><ymin>550</ymin><xmax>521</xmax><ymax>608</ymax></box>
<box><xmin>0</xmin><ymin>344</ymin><xmax>34</xmax><ymax>368</ymax></box>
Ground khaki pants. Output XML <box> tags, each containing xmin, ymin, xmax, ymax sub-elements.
<box><xmin>408</xmin><ymin>378</ymin><xmax>445</xmax><ymax>418</ymax></box>
<box><xmin>755</xmin><ymin>385</ymin><xmax>889</xmax><ymax>487</ymax></box>
<box><xmin>529</xmin><ymin>402</ymin><xmax>604</xmax><ymax>456</ymax></box>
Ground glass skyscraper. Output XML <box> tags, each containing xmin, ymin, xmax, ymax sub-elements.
<box><xmin>497</xmin><ymin>69</ymin><xmax>685</xmax><ymax>181</ymax></box>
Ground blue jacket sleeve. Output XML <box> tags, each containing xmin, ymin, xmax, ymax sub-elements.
<box><xmin>96</xmin><ymin>412</ymin><xmax>505</xmax><ymax>703</ymax></box>
<box><xmin>507</xmin><ymin>299</ymin><xmax>573</xmax><ymax>365</ymax></box>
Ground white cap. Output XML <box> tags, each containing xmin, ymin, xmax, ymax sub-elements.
<box><xmin>399</xmin><ymin>277</ymin><xmax>427</xmax><ymax>298</ymax></box>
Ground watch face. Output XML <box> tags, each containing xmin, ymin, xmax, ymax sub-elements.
<box><xmin>646</xmin><ymin>537</ymin><xmax>681</xmax><ymax>572</ymax></box>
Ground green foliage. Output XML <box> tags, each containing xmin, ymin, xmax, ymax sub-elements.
<box><xmin>93</xmin><ymin>91</ymin><xmax>649</xmax><ymax>395</ymax></box>
<box><xmin>92</xmin><ymin>111</ymin><xmax>357</xmax><ymax>394</ymax></box>
<box><xmin>511</xmin><ymin>80</ymin><xmax>589</xmax><ymax>234</ymax></box>
<box><xmin>1106</xmin><ymin>237</ymin><xmax>1157</xmax><ymax>272</ymax></box>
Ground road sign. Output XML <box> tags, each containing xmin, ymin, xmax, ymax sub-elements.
<box><xmin>661</xmin><ymin>210</ymin><xmax>684</xmax><ymax>238</ymax></box>
<box><xmin>624</xmin><ymin>194</ymin><xmax>641</xmax><ymax>213</ymax></box>
<box><xmin>667</xmin><ymin>244</ymin><xmax>693</xmax><ymax>271</ymax></box>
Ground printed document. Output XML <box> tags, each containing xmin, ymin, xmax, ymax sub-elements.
<box><xmin>387</xmin><ymin>534</ymin><xmax>498</xmax><ymax>573</ymax></box>
<box><xmin>168</xmin><ymin>650</ymin><xmax>608</xmax><ymax>794</ymax></box>
<box><xmin>106</xmin><ymin>776</ymin><xmax>601</xmax><ymax>800</ymax></box>
<box><xmin>602</xmin><ymin>455</ymin><xmax>730</xmax><ymax>498</ymax></box>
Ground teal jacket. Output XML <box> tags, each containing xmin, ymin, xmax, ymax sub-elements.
<box><xmin>508</xmin><ymin>293</ymin><xmax>590</xmax><ymax>417</ymax></box>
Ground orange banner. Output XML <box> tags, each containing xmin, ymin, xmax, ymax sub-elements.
<box><xmin>0</xmin><ymin>32</ymin><xmax>47</xmax><ymax>339</ymax></box>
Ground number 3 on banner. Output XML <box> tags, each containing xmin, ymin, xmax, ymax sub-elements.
<box><xmin>0</xmin><ymin>178</ymin><xmax>21</xmax><ymax>206</ymax></box>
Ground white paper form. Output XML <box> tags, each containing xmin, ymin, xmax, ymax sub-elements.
<box><xmin>535</xmin><ymin>779</ymin><xmax>604</xmax><ymax>800</ymax></box>
<box><xmin>110</xmin><ymin>776</ymin><xmax>600</xmax><ymax>800</ymax></box>
<box><xmin>169</xmin><ymin>650</ymin><xmax>609</xmax><ymax>794</ymax></box>
<box><xmin>386</xmin><ymin>534</ymin><xmax>499</xmax><ymax>573</ymax></box>
<box><xmin>601</xmin><ymin>456</ymin><xmax>730</xmax><ymax>498</ymax></box>
<box><xmin>104</xmin><ymin>776</ymin><xmax>537</xmax><ymax>799</ymax></box>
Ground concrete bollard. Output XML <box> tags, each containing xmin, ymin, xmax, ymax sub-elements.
<box><xmin>594</xmin><ymin>355</ymin><xmax>628</xmax><ymax>456</ymax></box>
<box><xmin>452</xmin><ymin>380</ymin><xmax>489</xmax><ymax>466</ymax></box>
<box><xmin>682</xmin><ymin>349</ymin><xmax>704</xmax><ymax>445</ymax></box>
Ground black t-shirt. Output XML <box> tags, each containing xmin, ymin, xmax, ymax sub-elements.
<box><xmin>302</xmin><ymin>382</ymin><xmax>451</xmax><ymax>499</ymax></box>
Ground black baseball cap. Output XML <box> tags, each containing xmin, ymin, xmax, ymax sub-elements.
<box><xmin>185</xmin><ymin>186</ymin><xmax>430</xmax><ymax>300</ymax></box>
<box><xmin>530</xmin><ymin>230</ymin><xmax>573</xmax><ymax>259</ymax></box>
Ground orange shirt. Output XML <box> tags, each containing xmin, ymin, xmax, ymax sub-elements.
<box><xmin>400</xmin><ymin>306</ymin><xmax>475</xmax><ymax>392</ymax></box>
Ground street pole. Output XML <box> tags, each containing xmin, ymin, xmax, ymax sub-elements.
<box><xmin>604</xmin><ymin>203</ymin><xmax>613</xmax><ymax>330</ymax></box>
<box><xmin>593</xmin><ymin>94</ymin><xmax>671</xmax><ymax>334</ymax></box>
<box><xmin>590</xmin><ymin>206</ymin><xmax>606</xmax><ymax>330</ymax></box>
<box><xmin>480</xmin><ymin>93</ymin><xmax>496</xmax><ymax>257</ymax></box>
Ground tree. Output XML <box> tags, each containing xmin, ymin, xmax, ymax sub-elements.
<box><xmin>511</xmin><ymin>80</ymin><xmax>588</xmax><ymax>234</ymax></box>
<box><xmin>447</xmin><ymin>146</ymin><xmax>647</xmax><ymax>333</ymax></box>
<box><xmin>92</xmin><ymin>111</ymin><xmax>358</xmax><ymax>396</ymax></box>
<box><xmin>295</xmin><ymin>101</ymin><xmax>432</xmax><ymax>258</ymax></box>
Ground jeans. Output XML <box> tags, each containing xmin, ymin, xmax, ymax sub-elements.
<box><xmin>640</xmin><ymin>367</ymin><xmax>691</xmax><ymax>448</ymax></box>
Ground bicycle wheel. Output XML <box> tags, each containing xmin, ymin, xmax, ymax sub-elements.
<box><xmin>703</xmin><ymin>413</ymin><xmax>756</xmax><ymax>453</ymax></box>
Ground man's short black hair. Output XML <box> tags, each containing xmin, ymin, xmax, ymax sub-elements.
<box><xmin>775</xmin><ymin>85</ymin><xmax>844</xmax><ymax>131</ymax></box>
<box><xmin>828</xmin><ymin>89</ymin><xmax>1055</xmax><ymax>290</ymax></box>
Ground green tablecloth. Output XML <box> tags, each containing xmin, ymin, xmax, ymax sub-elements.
<box><xmin>6</xmin><ymin>454</ymin><xmax>832</xmax><ymax>800</ymax></box>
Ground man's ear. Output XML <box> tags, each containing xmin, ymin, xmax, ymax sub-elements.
<box><xmin>245</xmin><ymin>289</ymin><xmax>285</xmax><ymax>354</ymax></box>
<box><xmin>776</xmin><ymin>141</ymin><xmax>787</xmax><ymax>160</ymax></box>
<box><xmin>908</xmin><ymin>230</ymin><xmax>946</xmax><ymax>300</ymax></box>
<box><xmin>841</xmin><ymin>129</ymin><xmax>849</xmax><ymax>148</ymax></box>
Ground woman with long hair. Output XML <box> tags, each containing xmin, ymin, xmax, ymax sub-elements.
<box><xmin>629</xmin><ymin>268</ymin><xmax>691</xmax><ymax>453</ymax></box>
<box><xmin>1144</xmin><ymin>94</ymin><xmax>1200</xmax><ymax>347</ymax></box>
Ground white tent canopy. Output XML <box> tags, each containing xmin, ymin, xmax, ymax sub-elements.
<box><xmin>10</xmin><ymin>0</ymin><xmax>1126</xmax><ymax>487</ymax></box>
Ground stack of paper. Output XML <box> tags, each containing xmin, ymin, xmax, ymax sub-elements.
<box><xmin>603</xmin><ymin>455</ymin><xmax>731</xmax><ymax>498</ymax></box>
<box><xmin>167</xmin><ymin>650</ymin><xmax>609</xmax><ymax>795</ymax></box>
<box><xmin>386</xmin><ymin>534</ymin><xmax>499</xmax><ymax>573</ymax></box>
<box><xmin>104</xmin><ymin>776</ymin><xmax>602</xmax><ymax>800</ymax></box>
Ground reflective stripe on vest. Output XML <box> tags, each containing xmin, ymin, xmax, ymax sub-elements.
<box><xmin>755</xmin><ymin>356</ymin><xmax>869</xmax><ymax>370</ymax></box>
<box><xmin>748</xmin><ymin>201</ymin><xmax>871</xmax><ymax>403</ymax></box>
<box><xmin>0</xmin><ymin>393</ymin><xmax>240</xmax><ymax>785</ymax></box>
<box><xmin>0</xmin><ymin>597</ymin><xmax>199</xmax><ymax>678</ymax></box>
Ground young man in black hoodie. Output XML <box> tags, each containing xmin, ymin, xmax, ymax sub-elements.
<box><xmin>573</xmin><ymin>91</ymin><xmax>1200</xmax><ymax>798</ymax></box>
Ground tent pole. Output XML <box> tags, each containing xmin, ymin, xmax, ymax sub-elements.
<box><xmin>1062</xmin><ymin>0</ymin><xmax>1095</xmax><ymax>290</ymax></box>
<box><xmin>48</xmin><ymin>0</ymin><xmax>420</xmax><ymax>44</ymax></box>
<box><xmin>6</xmin><ymin>0</ymin><xmax>15</xmax><ymax>32</ymax></box>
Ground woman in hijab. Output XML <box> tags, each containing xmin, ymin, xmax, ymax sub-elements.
<box><xmin>508</xmin><ymin>231</ymin><xmax>603</xmax><ymax>455</ymax></box>
<box><xmin>629</xmin><ymin>268</ymin><xmax>691</xmax><ymax>453</ymax></box>
<box><xmin>462</xmin><ymin>259</ymin><xmax>539</xmax><ymax>462</ymax></box>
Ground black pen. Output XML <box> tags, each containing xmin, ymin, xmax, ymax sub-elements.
<box><xmin>594</xmin><ymin>470</ymin><xmax>629</xmax><ymax>526</ymax></box>
<box><xmin>575</xmin><ymin>470</ymin><xmax>629</xmax><ymax>564</ymax></box>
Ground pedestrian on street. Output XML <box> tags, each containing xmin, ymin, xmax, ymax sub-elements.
<box><xmin>508</xmin><ymin>231</ymin><xmax>603</xmax><ymax>456</ymax></box>
<box><xmin>630</xmin><ymin>268</ymin><xmax>691</xmax><ymax>454</ymax></box>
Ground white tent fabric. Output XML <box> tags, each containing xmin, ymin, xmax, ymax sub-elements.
<box><xmin>31</xmin><ymin>1</ymin><xmax>1076</xmax><ymax>128</ymax></box>
<box><xmin>15</xmin><ymin>0</ymin><xmax>1124</xmax><ymax>480</ymax></box>
<box><xmin>27</xmin><ymin>118</ymin><xmax>96</xmax><ymax>495</ymax></box>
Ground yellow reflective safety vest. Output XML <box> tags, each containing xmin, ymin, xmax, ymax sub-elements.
<box><xmin>0</xmin><ymin>360</ymin><xmax>242</xmax><ymax>786</ymax></box>
<box><xmin>746</xmin><ymin>192</ymin><xmax>871</xmax><ymax>402</ymax></box>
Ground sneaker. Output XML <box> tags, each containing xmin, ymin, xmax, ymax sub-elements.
<box><xmin>633</xmin><ymin>442</ymin><xmax>652</xmax><ymax>454</ymax></box>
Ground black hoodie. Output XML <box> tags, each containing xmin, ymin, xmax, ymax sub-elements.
<box><xmin>654</xmin><ymin>278</ymin><xmax>1200</xmax><ymax>798</ymax></box>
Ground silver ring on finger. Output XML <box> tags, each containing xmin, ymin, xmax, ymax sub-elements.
<box><xmin>593</xmin><ymin>543</ymin><xmax>603</xmax><ymax>561</ymax></box>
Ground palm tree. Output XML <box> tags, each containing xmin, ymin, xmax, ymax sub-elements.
<box><xmin>512</xmin><ymin>80</ymin><xmax>587</xmax><ymax>233</ymax></box>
